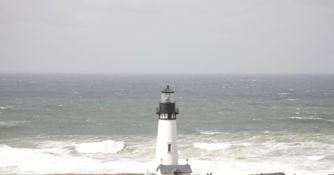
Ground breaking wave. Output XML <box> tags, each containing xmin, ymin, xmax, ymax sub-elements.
<box><xmin>0</xmin><ymin>143</ymin><xmax>151</xmax><ymax>174</ymax></box>
<box><xmin>289</xmin><ymin>116</ymin><xmax>323</xmax><ymax>120</ymax></box>
<box><xmin>288</xmin><ymin>116</ymin><xmax>334</xmax><ymax>123</ymax></box>
<box><xmin>193</xmin><ymin>141</ymin><xmax>252</xmax><ymax>151</ymax></box>
<box><xmin>307</xmin><ymin>156</ymin><xmax>324</xmax><ymax>161</ymax></box>
<box><xmin>75</xmin><ymin>140</ymin><xmax>125</xmax><ymax>154</ymax></box>
<box><xmin>0</xmin><ymin>120</ymin><xmax>27</xmax><ymax>127</ymax></box>
<box><xmin>1</xmin><ymin>134</ymin><xmax>334</xmax><ymax>175</ymax></box>
<box><xmin>194</xmin><ymin>142</ymin><xmax>232</xmax><ymax>151</ymax></box>
<box><xmin>0</xmin><ymin>106</ymin><xmax>11</xmax><ymax>110</ymax></box>
<box><xmin>200</xmin><ymin>131</ymin><xmax>221</xmax><ymax>135</ymax></box>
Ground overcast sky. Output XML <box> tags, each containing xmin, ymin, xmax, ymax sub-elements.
<box><xmin>0</xmin><ymin>0</ymin><xmax>333</xmax><ymax>74</ymax></box>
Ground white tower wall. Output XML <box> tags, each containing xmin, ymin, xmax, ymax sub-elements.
<box><xmin>156</xmin><ymin>119</ymin><xmax>178</xmax><ymax>165</ymax></box>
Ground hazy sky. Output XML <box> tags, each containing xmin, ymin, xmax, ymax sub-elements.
<box><xmin>0</xmin><ymin>0</ymin><xmax>333</xmax><ymax>74</ymax></box>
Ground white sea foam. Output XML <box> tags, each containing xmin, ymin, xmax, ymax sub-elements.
<box><xmin>188</xmin><ymin>158</ymin><xmax>334</xmax><ymax>175</ymax></box>
<box><xmin>194</xmin><ymin>142</ymin><xmax>232</xmax><ymax>151</ymax></box>
<box><xmin>264</xmin><ymin>130</ymin><xmax>270</xmax><ymax>134</ymax></box>
<box><xmin>287</xmin><ymin>98</ymin><xmax>299</xmax><ymax>101</ymax></box>
<box><xmin>0</xmin><ymin>106</ymin><xmax>11</xmax><ymax>110</ymax></box>
<box><xmin>200</xmin><ymin>131</ymin><xmax>221</xmax><ymax>135</ymax></box>
<box><xmin>307</xmin><ymin>156</ymin><xmax>324</xmax><ymax>161</ymax></box>
<box><xmin>278</xmin><ymin>92</ymin><xmax>289</xmax><ymax>96</ymax></box>
<box><xmin>289</xmin><ymin>116</ymin><xmax>323</xmax><ymax>121</ymax></box>
<box><xmin>0</xmin><ymin>120</ymin><xmax>27</xmax><ymax>127</ymax></box>
<box><xmin>288</xmin><ymin>116</ymin><xmax>334</xmax><ymax>123</ymax></box>
<box><xmin>75</xmin><ymin>140</ymin><xmax>125</xmax><ymax>154</ymax></box>
<box><xmin>0</xmin><ymin>144</ymin><xmax>152</xmax><ymax>174</ymax></box>
<box><xmin>1</xmin><ymin>135</ymin><xmax>334</xmax><ymax>175</ymax></box>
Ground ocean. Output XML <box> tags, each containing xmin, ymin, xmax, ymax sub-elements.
<box><xmin>0</xmin><ymin>74</ymin><xmax>333</xmax><ymax>175</ymax></box>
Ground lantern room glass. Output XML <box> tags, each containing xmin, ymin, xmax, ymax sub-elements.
<box><xmin>161</xmin><ymin>93</ymin><xmax>174</xmax><ymax>103</ymax></box>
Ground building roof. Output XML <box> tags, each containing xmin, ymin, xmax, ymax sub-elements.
<box><xmin>161</xmin><ymin>85</ymin><xmax>175</xmax><ymax>93</ymax></box>
<box><xmin>156</xmin><ymin>164</ymin><xmax>192</xmax><ymax>174</ymax></box>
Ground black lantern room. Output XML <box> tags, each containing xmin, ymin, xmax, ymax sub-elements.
<box><xmin>156</xmin><ymin>85</ymin><xmax>179</xmax><ymax>120</ymax></box>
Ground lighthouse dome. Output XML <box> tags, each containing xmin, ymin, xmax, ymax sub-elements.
<box><xmin>161</xmin><ymin>85</ymin><xmax>174</xmax><ymax>93</ymax></box>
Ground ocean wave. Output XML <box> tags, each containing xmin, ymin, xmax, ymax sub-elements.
<box><xmin>288</xmin><ymin>116</ymin><xmax>334</xmax><ymax>123</ymax></box>
<box><xmin>307</xmin><ymin>155</ymin><xmax>324</xmax><ymax>161</ymax></box>
<box><xmin>278</xmin><ymin>92</ymin><xmax>289</xmax><ymax>96</ymax></box>
<box><xmin>0</xmin><ymin>106</ymin><xmax>11</xmax><ymax>110</ymax></box>
<box><xmin>194</xmin><ymin>142</ymin><xmax>232</xmax><ymax>151</ymax></box>
<box><xmin>0</xmin><ymin>144</ymin><xmax>151</xmax><ymax>174</ymax></box>
<box><xmin>289</xmin><ymin>116</ymin><xmax>323</xmax><ymax>120</ymax></box>
<box><xmin>75</xmin><ymin>140</ymin><xmax>125</xmax><ymax>154</ymax></box>
<box><xmin>287</xmin><ymin>98</ymin><xmax>299</xmax><ymax>101</ymax></box>
<box><xmin>1</xmin><ymin>135</ymin><xmax>334</xmax><ymax>175</ymax></box>
<box><xmin>200</xmin><ymin>131</ymin><xmax>221</xmax><ymax>135</ymax></box>
<box><xmin>0</xmin><ymin>120</ymin><xmax>27</xmax><ymax>127</ymax></box>
<box><xmin>0</xmin><ymin>144</ymin><xmax>71</xmax><ymax>174</ymax></box>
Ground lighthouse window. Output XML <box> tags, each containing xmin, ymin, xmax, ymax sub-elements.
<box><xmin>161</xmin><ymin>93</ymin><xmax>174</xmax><ymax>103</ymax></box>
<box><xmin>161</xmin><ymin>114</ymin><xmax>167</xmax><ymax>119</ymax></box>
<box><xmin>168</xmin><ymin>143</ymin><xmax>172</xmax><ymax>153</ymax></box>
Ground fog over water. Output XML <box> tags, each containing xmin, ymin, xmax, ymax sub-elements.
<box><xmin>0</xmin><ymin>0</ymin><xmax>334</xmax><ymax>74</ymax></box>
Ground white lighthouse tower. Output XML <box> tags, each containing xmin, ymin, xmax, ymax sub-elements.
<box><xmin>155</xmin><ymin>85</ymin><xmax>192</xmax><ymax>175</ymax></box>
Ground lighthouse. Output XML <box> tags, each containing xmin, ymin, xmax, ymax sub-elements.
<box><xmin>155</xmin><ymin>85</ymin><xmax>192</xmax><ymax>175</ymax></box>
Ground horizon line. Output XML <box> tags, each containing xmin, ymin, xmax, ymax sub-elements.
<box><xmin>1</xmin><ymin>72</ymin><xmax>334</xmax><ymax>76</ymax></box>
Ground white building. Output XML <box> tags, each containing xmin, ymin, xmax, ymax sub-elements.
<box><xmin>155</xmin><ymin>85</ymin><xmax>192</xmax><ymax>175</ymax></box>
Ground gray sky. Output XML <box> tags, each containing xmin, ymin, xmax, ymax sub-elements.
<box><xmin>0</xmin><ymin>0</ymin><xmax>333</xmax><ymax>74</ymax></box>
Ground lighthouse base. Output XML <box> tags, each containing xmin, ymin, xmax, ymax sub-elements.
<box><xmin>156</xmin><ymin>164</ymin><xmax>192</xmax><ymax>175</ymax></box>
